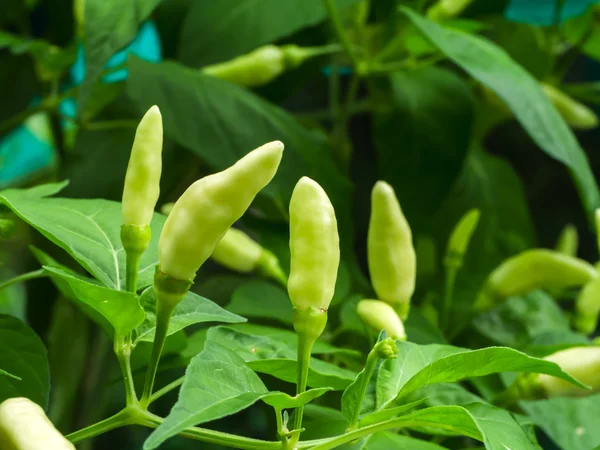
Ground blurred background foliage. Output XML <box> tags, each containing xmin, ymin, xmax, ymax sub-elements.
<box><xmin>2</xmin><ymin>0</ymin><xmax>600</xmax><ymax>449</ymax></box>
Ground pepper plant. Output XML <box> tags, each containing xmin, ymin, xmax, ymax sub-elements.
<box><xmin>2</xmin><ymin>1</ymin><xmax>600</xmax><ymax>450</ymax></box>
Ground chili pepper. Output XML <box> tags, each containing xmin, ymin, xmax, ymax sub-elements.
<box><xmin>202</xmin><ymin>44</ymin><xmax>339</xmax><ymax>88</ymax></box>
<box><xmin>211</xmin><ymin>228</ymin><xmax>287</xmax><ymax>285</ymax></box>
<box><xmin>474</xmin><ymin>249</ymin><xmax>597</xmax><ymax>311</ymax></box>
<box><xmin>367</xmin><ymin>181</ymin><xmax>415</xmax><ymax>320</ymax></box>
<box><xmin>541</xmin><ymin>83</ymin><xmax>599</xmax><ymax>130</ymax></box>
<box><xmin>158</xmin><ymin>140</ymin><xmax>284</xmax><ymax>289</ymax></box>
<box><xmin>0</xmin><ymin>397</ymin><xmax>75</xmax><ymax>450</ymax></box>
<box><xmin>574</xmin><ymin>276</ymin><xmax>600</xmax><ymax>335</ymax></box>
<box><xmin>555</xmin><ymin>224</ymin><xmax>578</xmax><ymax>256</ymax></box>
<box><xmin>536</xmin><ymin>347</ymin><xmax>600</xmax><ymax>398</ymax></box>
<box><xmin>356</xmin><ymin>299</ymin><xmax>407</xmax><ymax>340</ymax></box>
<box><xmin>288</xmin><ymin>176</ymin><xmax>339</xmax><ymax>317</ymax></box>
<box><xmin>445</xmin><ymin>209</ymin><xmax>480</xmax><ymax>270</ymax></box>
<box><xmin>426</xmin><ymin>0</ymin><xmax>474</xmax><ymax>21</ymax></box>
<box><xmin>122</xmin><ymin>105</ymin><xmax>162</xmax><ymax>229</ymax></box>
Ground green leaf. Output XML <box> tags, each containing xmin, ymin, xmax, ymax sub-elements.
<box><xmin>366</xmin><ymin>342</ymin><xmax>583</xmax><ymax>415</ymax></box>
<box><xmin>144</xmin><ymin>341</ymin><xmax>269</xmax><ymax>450</ymax></box>
<box><xmin>357</xmin><ymin>398</ymin><xmax>429</xmax><ymax>428</ymax></box>
<box><xmin>205</xmin><ymin>326</ymin><xmax>357</xmax><ymax>390</ymax></box>
<box><xmin>0</xmin><ymin>368</ymin><xmax>21</xmax><ymax>380</ymax></box>
<box><xmin>228</xmin><ymin>281</ymin><xmax>293</xmax><ymax>325</ymax></box>
<box><xmin>474</xmin><ymin>291</ymin><xmax>575</xmax><ymax>348</ymax></box>
<box><xmin>134</xmin><ymin>287</ymin><xmax>246</xmax><ymax>343</ymax></box>
<box><xmin>78</xmin><ymin>0</ymin><xmax>161</xmax><ymax>117</ymax></box>
<box><xmin>521</xmin><ymin>394</ymin><xmax>600</xmax><ymax>450</ymax></box>
<box><xmin>364</xmin><ymin>432</ymin><xmax>449</xmax><ymax>450</ymax></box>
<box><xmin>179</xmin><ymin>0</ymin><xmax>361</xmax><ymax>66</ymax></box>
<box><xmin>0</xmin><ymin>185</ymin><xmax>165</xmax><ymax>290</ymax></box>
<box><xmin>374</xmin><ymin>66</ymin><xmax>474</xmax><ymax>224</ymax></box>
<box><xmin>126</xmin><ymin>57</ymin><xmax>353</xmax><ymax>239</ymax></box>
<box><xmin>404</xmin><ymin>8</ymin><xmax>600</xmax><ymax>217</ymax></box>
<box><xmin>0</xmin><ymin>315</ymin><xmax>50</xmax><ymax>407</ymax></box>
<box><xmin>262</xmin><ymin>387</ymin><xmax>332</xmax><ymax>409</ymax></box>
<box><xmin>43</xmin><ymin>266</ymin><xmax>145</xmax><ymax>336</ymax></box>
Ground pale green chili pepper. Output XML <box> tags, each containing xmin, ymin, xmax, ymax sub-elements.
<box><xmin>574</xmin><ymin>276</ymin><xmax>600</xmax><ymax>335</ymax></box>
<box><xmin>536</xmin><ymin>347</ymin><xmax>600</xmax><ymax>397</ymax></box>
<box><xmin>445</xmin><ymin>209</ymin><xmax>480</xmax><ymax>270</ymax></box>
<box><xmin>120</xmin><ymin>105</ymin><xmax>163</xmax><ymax>292</ymax></box>
<box><xmin>356</xmin><ymin>299</ymin><xmax>407</xmax><ymax>340</ymax></box>
<box><xmin>367</xmin><ymin>181</ymin><xmax>416</xmax><ymax>320</ymax></box>
<box><xmin>158</xmin><ymin>140</ymin><xmax>284</xmax><ymax>288</ymax></box>
<box><xmin>475</xmin><ymin>249</ymin><xmax>597</xmax><ymax>311</ymax></box>
<box><xmin>211</xmin><ymin>228</ymin><xmax>287</xmax><ymax>285</ymax></box>
<box><xmin>0</xmin><ymin>398</ymin><xmax>75</xmax><ymax>450</ymax></box>
<box><xmin>426</xmin><ymin>0</ymin><xmax>474</xmax><ymax>21</ymax></box>
<box><xmin>542</xmin><ymin>83</ymin><xmax>599</xmax><ymax>130</ymax></box>
<box><xmin>140</xmin><ymin>141</ymin><xmax>284</xmax><ymax>407</ymax></box>
<box><xmin>555</xmin><ymin>224</ymin><xmax>578</xmax><ymax>256</ymax></box>
<box><xmin>287</xmin><ymin>176</ymin><xmax>339</xmax><ymax>437</ymax></box>
<box><xmin>203</xmin><ymin>44</ymin><xmax>339</xmax><ymax>88</ymax></box>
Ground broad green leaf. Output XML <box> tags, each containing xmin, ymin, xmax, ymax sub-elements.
<box><xmin>364</xmin><ymin>432</ymin><xmax>449</xmax><ymax>450</ymax></box>
<box><xmin>404</xmin><ymin>8</ymin><xmax>600</xmax><ymax>217</ymax></box>
<box><xmin>521</xmin><ymin>394</ymin><xmax>600</xmax><ymax>450</ymax></box>
<box><xmin>228</xmin><ymin>281</ymin><xmax>293</xmax><ymax>325</ymax></box>
<box><xmin>43</xmin><ymin>266</ymin><xmax>145</xmax><ymax>336</ymax></box>
<box><xmin>368</xmin><ymin>342</ymin><xmax>583</xmax><ymax>414</ymax></box>
<box><xmin>179</xmin><ymin>0</ymin><xmax>361</xmax><ymax>66</ymax></box>
<box><xmin>0</xmin><ymin>268</ymin><xmax>26</xmax><ymax>320</ymax></box>
<box><xmin>0</xmin><ymin>185</ymin><xmax>165</xmax><ymax>290</ymax></box>
<box><xmin>46</xmin><ymin>298</ymin><xmax>90</xmax><ymax>429</ymax></box>
<box><xmin>404</xmin><ymin>309</ymin><xmax>447</xmax><ymax>345</ymax></box>
<box><xmin>78</xmin><ymin>0</ymin><xmax>161</xmax><ymax>117</ymax></box>
<box><xmin>0</xmin><ymin>369</ymin><xmax>20</xmax><ymax>380</ymax></box>
<box><xmin>126</xmin><ymin>58</ymin><xmax>353</xmax><ymax>239</ymax></box>
<box><xmin>144</xmin><ymin>341</ymin><xmax>269</xmax><ymax>450</ymax></box>
<box><xmin>206</xmin><ymin>326</ymin><xmax>357</xmax><ymax>390</ymax></box>
<box><xmin>0</xmin><ymin>315</ymin><xmax>50</xmax><ymax>407</ymax></box>
<box><xmin>358</xmin><ymin>398</ymin><xmax>429</xmax><ymax>428</ymax></box>
<box><xmin>135</xmin><ymin>287</ymin><xmax>246</xmax><ymax>343</ymax></box>
<box><xmin>262</xmin><ymin>387</ymin><xmax>332</xmax><ymax>409</ymax></box>
<box><xmin>474</xmin><ymin>291</ymin><xmax>582</xmax><ymax>349</ymax></box>
<box><xmin>374</xmin><ymin>66</ymin><xmax>474</xmax><ymax>224</ymax></box>
<box><xmin>302</xmin><ymin>405</ymin><xmax>349</xmax><ymax>440</ymax></box>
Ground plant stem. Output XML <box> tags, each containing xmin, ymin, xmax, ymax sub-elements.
<box><xmin>292</xmin><ymin>337</ymin><xmax>314</xmax><ymax>433</ymax></box>
<box><xmin>114</xmin><ymin>335</ymin><xmax>137</xmax><ymax>405</ymax></box>
<box><xmin>323</xmin><ymin>0</ymin><xmax>361</xmax><ymax>67</ymax></box>
<box><xmin>148</xmin><ymin>376</ymin><xmax>184</xmax><ymax>404</ymax></box>
<box><xmin>66</xmin><ymin>408</ymin><xmax>133</xmax><ymax>444</ymax></box>
<box><xmin>441</xmin><ymin>266</ymin><xmax>458</xmax><ymax>334</ymax></box>
<box><xmin>139</xmin><ymin>299</ymin><xmax>175</xmax><ymax>408</ymax></box>
<box><xmin>125</xmin><ymin>252</ymin><xmax>140</xmax><ymax>294</ymax></box>
<box><xmin>347</xmin><ymin>348</ymin><xmax>379</xmax><ymax>430</ymax></box>
<box><xmin>0</xmin><ymin>269</ymin><xmax>47</xmax><ymax>291</ymax></box>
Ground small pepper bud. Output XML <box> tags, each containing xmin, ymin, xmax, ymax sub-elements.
<box><xmin>474</xmin><ymin>249</ymin><xmax>597</xmax><ymax>311</ymax></box>
<box><xmin>367</xmin><ymin>181</ymin><xmax>416</xmax><ymax>320</ymax></box>
<box><xmin>555</xmin><ymin>224</ymin><xmax>578</xmax><ymax>256</ymax></box>
<box><xmin>0</xmin><ymin>397</ymin><xmax>75</xmax><ymax>450</ymax></box>
<box><xmin>356</xmin><ymin>299</ymin><xmax>407</xmax><ymax>341</ymax></box>
<box><xmin>541</xmin><ymin>83</ymin><xmax>599</xmax><ymax>130</ymax></box>
<box><xmin>210</xmin><ymin>228</ymin><xmax>287</xmax><ymax>284</ymax></box>
<box><xmin>158</xmin><ymin>141</ymin><xmax>284</xmax><ymax>294</ymax></box>
<box><xmin>445</xmin><ymin>209</ymin><xmax>480</xmax><ymax>270</ymax></box>
<box><xmin>373</xmin><ymin>336</ymin><xmax>400</xmax><ymax>360</ymax></box>
<box><xmin>574</xmin><ymin>276</ymin><xmax>600</xmax><ymax>335</ymax></box>
<box><xmin>122</xmin><ymin>105</ymin><xmax>163</xmax><ymax>228</ymax></box>
<box><xmin>536</xmin><ymin>347</ymin><xmax>600</xmax><ymax>398</ymax></box>
<box><xmin>426</xmin><ymin>0</ymin><xmax>475</xmax><ymax>21</ymax></box>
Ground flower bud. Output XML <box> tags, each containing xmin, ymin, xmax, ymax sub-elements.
<box><xmin>555</xmin><ymin>224</ymin><xmax>578</xmax><ymax>256</ymax></box>
<box><xmin>373</xmin><ymin>337</ymin><xmax>400</xmax><ymax>360</ymax></box>
<box><xmin>427</xmin><ymin>0</ymin><xmax>475</xmax><ymax>21</ymax></box>
<box><xmin>542</xmin><ymin>83</ymin><xmax>599</xmax><ymax>130</ymax></box>
<box><xmin>356</xmin><ymin>299</ymin><xmax>407</xmax><ymax>340</ymax></box>
<box><xmin>367</xmin><ymin>181</ymin><xmax>415</xmax><ymax>319</ymax></box>
<box><xmin>122</xmin><ymin>105</ymin><xmax>163</xmax><ymax>227</ymax></box>
<box><xmin>445</xmin><ymin>209</ymin><xmax>480</xmax><ymax>269</ymax></box>
<box><xmin>0</xmin><ymin>397</ymin><xmax>75</xmax><ymax>450</ymax></box>
<box><xmin>288</xmin><ymin>177</ymin><xmax>340</xmax><ymax>311</ymax></box>
<box><xmin>536</xmin><ymin>347</ymin><xmax>600</xmax><ymax>398</ymax></box>
<box><xmin>158</xmin><ymin>141</ymin><xmax>283</xmax><ymax>283</ymax></box>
